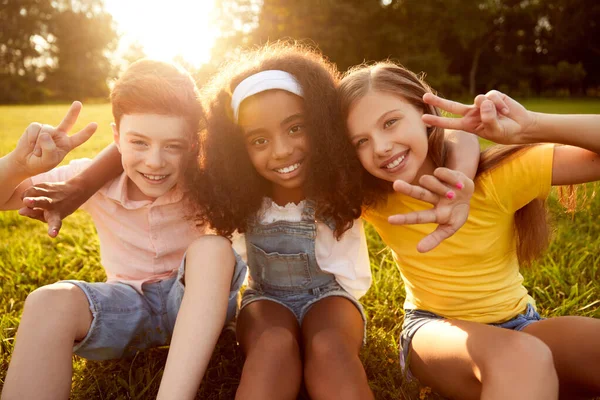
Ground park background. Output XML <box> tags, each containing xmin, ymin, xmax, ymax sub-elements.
<box><xmin>1</xmin><ymin>0</ymin><xmax>599</xmax><ymax>398</ymax></box>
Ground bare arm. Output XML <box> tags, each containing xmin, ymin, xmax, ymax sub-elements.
<box><xmin>444</xmin><ymin>130</ymin><xmax>480</xmax><ymax>180</ymax></box>
<box><xmin>19</xmin><ymin>143</ymin><xmax>123</xmax><ymax>237</ymax></box>
<box><xmin>551</xmin><ymin>146</ymin><xmax>600</xmax><ymax>186</ymax></box>
<box><xmin>526</xmin><ymin>113</ymin><xmax>600</xmax><ymax>155</ymax></box>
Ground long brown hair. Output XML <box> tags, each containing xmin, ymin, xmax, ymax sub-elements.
<box><xmin>186</xmin><ymin>42</ymin><xmax>364</xmax><ymax>238</ymax></box>
<box><xmin>339</xmin><ymin>62</ymin><xmax>550</xmax><ymax>265</ymax></box>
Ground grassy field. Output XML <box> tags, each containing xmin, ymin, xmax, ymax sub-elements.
<box><xmin>1</xmin><ymin>99</ymin><xmax>599</xmax><ymax>399</ymax></box>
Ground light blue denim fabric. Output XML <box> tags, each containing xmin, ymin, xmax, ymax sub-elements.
<box><xmin>241</xmin><ymin>200</ymin><xmax>366</xmax><ymax>340</ymax></box>
<box><xmin>65</xmin><ymin>248</ymin><xmax>246</xmax><ymax>361</ymax></box>
<box><xmin>399</xmin><ymin>303</ymin><xmax>543</xmax><ymax>379</ymax></box>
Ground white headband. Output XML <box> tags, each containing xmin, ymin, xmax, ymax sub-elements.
<box><xmin>231</xmin><ymin>70</ymin><xmax>304</xmax><ymax>122</ymax></box>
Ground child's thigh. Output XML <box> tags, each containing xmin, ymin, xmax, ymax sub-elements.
<box><xmin>409</xmin><ymin>318</ymin><xmax>551</xmax><ymax>399</ymax></box>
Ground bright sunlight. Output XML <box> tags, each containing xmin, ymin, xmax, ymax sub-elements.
<box><xmin>104</xmin><ymin>0</ymin><xmax>219</xmax><ymax>67</ymax></box>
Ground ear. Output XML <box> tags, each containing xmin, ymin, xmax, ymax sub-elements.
<box><xmin>111</xmin><ymin>123</ymin><xmax>122</xmax><ymax>153</ymax></box>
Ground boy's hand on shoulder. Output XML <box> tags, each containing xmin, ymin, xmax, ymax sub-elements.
<box><xmin>18</xmin><ymin>180</ymin><xmax>85</xmax><ymax>237</ymax></box>
<box><xmin>422</xmin><ymin>91</ymin><xmax>537</xmax><ymax>145</ymax></box>
<box><xmin>12</xmin><ymin>101</ymin><xmax>97</xmax><ymax>176</ymax></box>
<box><xmin>388</xmin><ymin>168</ymin><xmax>474</xmax><ymax>253</ymax></box>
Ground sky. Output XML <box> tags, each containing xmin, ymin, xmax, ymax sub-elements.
<box><xmin>103</xmin><ymin>0</ymin><xmax>220</xmax><ymax>67</ymax></box>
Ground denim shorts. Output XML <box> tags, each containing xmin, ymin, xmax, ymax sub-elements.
<box><xmin>241</xmin><ymin>280</ymin><xmax>368</xmax><ymax>344</ymax></box>
<box><xmin>399</xmin><ymin>303</ymin><xmax>543</xmax><ymax>378</ymax></box>
<box><xmin>65</xmin><ymin>249</ymin><xmax>247</xmax><ymax>361</ymax></box>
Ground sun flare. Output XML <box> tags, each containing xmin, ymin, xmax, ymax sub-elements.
<box><xmin>104</xmin><ymin>0</ymin><xmax>219</xmax><ymax>67</ymax></box>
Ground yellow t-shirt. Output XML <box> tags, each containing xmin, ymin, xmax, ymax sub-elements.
<box><xmin>363</xmin><ymin>144</ymin><xmax>554</xmax><ymax>323</ymax></box>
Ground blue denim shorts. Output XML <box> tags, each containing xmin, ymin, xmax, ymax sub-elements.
<box><xmin>65</xmin><ymin>249</ymin><xmax>247</xmax><ymax>361</ymax></box>
<box><xmin>399</xmin><ymin>303</ymin><xmax>543</xmax><ymax>377</ymax></box>
<box><xmin>241</xmin><ymin>280</ymin><xmax>368</xmax><ymax>344</ymax></box>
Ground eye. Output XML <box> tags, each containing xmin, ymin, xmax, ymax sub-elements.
<box><xmin>384</xmin><ymin>118</ymin><xmax>398</xmax><ymax>129</ymax></box>
<box><xmin>166</xmin><ymin>144</ymin><xmax>182</xmax><ymax>150</ymax></box>
<box><xmin>131</xmin><ymin>140</ymin><xmax>147</xmax><ymax>146</ymax></box>
<box><xmin>288</xmin><ymin>124</ymin><xmax>303</xmax><ymax>135</ymax></box>
<box><xmin>355</xmin><ymin>138</ymin><xmax>368</xmax><ymax>148</ymax></box>
<box><xmin>251</xmin><ymin>137</ymin><xmax>268</xmax><ymax>146</ymax></box>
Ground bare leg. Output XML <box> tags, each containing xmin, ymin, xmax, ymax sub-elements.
<box><xmin>235</xmin><ymin>300</ymin><xmax>302</xmax><ymax>400</ymax></box>
<box><xmin>409</xmin><ymin>319</ymin><xmax>559</xmax><ymax>400</ymax></box>
<box><xmin>523</xmin><ymin>316</ymin><xmax>600</xmax><ymax>398</ymax></box>
<box><xmin>157</xmin><ymin>235</ymin><xmax>236</xmax><ymax>400</ymax></box>
<box><xmin>302</xmin><ymin>296</ymin><xmax>373</xmax><ymax>400</ymax></box>
<box><xmin>1</xmin><ymin>283</ymin><xmax>92</xmax><ymax>400</ymax></box>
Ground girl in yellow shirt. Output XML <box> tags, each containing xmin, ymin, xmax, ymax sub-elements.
<box><xmin>339</xmin><ymin>63</ymin><xmax>600</xmax><ymax>400</ymax></box>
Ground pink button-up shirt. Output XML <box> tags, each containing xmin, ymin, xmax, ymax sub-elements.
<box><xmin>32</xmin><ymin>159</ymin><xmax>204</xmax><ymax>292</ymax></box>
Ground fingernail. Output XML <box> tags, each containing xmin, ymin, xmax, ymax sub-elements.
<box><xmin>52</xmin><ymin>229</ymin><xmax>58</xmax><ymax>236</ymax></box>
<box><xmin>482</xmin><ymin>102</ymin><xmax>493</xmax><ymax>110</ymax></box>
<box><xmin>456</xmin><ymin>182</ymin><xmax>464</xmax><ymax>190</ymax></box>
<box><xmin>502</xmin><ymin>108</ymin><xmax>509</xmax><ymax>114</ymax></box>
<box><xmin>446</xmin><ymin>191</ymin><xmax>455</xmax><ymax>199</ymax></box>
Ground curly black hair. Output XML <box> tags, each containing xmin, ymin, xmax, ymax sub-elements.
<box><xmin>186</xmin><ymin>42</ymin><xmax>364</xmax><ymax>239</ymax></box>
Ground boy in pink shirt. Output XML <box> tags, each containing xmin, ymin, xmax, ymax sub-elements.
<box><xmin>0</xmin><ymin>60</ymin><xmax>246</xmax><ymax>400</ymax></box>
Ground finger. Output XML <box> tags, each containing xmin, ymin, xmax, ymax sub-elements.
<box><xmin>38</xmin><ymin>131</ymin><xmax>57</xmax><ymax>159</ymax></box>
<box><xmin>480</xmin><ymin>100</ymin><xmax>502</xmax><ymax>135</ymax></box>
<box><xmin>393</xmin><ymin>180</ymin><xmax>439</xmax><ymax>205</ymax></box>
<box><xmin>388</xmin><ymin>209</ymin><xmax>438</xmax><ymax>225</ymax></box>
<box><xmin>17</xmin><ymin>207</ymin><xmax>46</xmax><ymax>222</ymax></box>
<box><xmin>418</xmin><ymin>175</ymin><xmax>454</xmax><ymax>200</ymax></box>
<box><xmin>422</xmin><ymin>93</ymin><xmax>471</xmax><ymax>116</ymax></box>
<box><xmin>45</xmin><ymin>210</ymin><xmax>63</xmax><ymax>238</ymax></box>
<box><xmin>22</xmin><ymin>196</ymin><xmax>54</xmax><ymax>210</ymax></box>
<box><xmin>25</xmin><ymin>123</ymin><xmax>43</xmax><ymax>156</ymax></box>
<box><xmin>485</xmin><ymin>90</ymin><xmax>510</xmax><ymax>115</ymax></box>
<box><xmin>433</xmin><ymin>168</ymin><xmax>467</xmax><ymax>190</ymax></box>
<box><xmin>21</xmin><ymin>185</ymin><xmax>51</xmax><ymax>200</ymax></box>
<box><xmin>68</xmin><ymin>122</ymin><xmax>97</xmax><ymax>149</ymax></box>
<box><xmin>421</xmin><ymin>114</ymin><xmax>464</xmax><ymax>130</ymax></box>
<box><xmin>474</xmin><ymin>95</ymin><xmax>488</xmax><ymax>108</ymax></box>
<box><xmin>56</xmin><ymin>101</ymin><xmax>82</xmax><ymax>133</ymax></box>
<box><xmin>416</xmin><ymin>225</ymin><xmax>458</xmax><ymax>253</ymax></box>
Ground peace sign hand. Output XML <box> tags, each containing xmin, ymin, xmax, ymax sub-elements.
<box><xmin>13</xmin><ymin>101</ymin><xmax>97</xmax><ymax>176</ymax></box>
<box><xmin>388</xmin><ymin>168</ymin><xmax>474</xmax><ymax>253</ymax></box>
<box><xmin>421</xmin><ymin>91</ymin><xmax>536</xmax><ymax>145</ymax></box>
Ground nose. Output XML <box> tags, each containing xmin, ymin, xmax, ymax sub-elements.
<box><xmin>145</xmin><ymin>146</ymin><xmax>165</xmax><ymax>169</ymax></box>
<box><xmin>272</xmin><ymin>135</ymin><xmax>293</xmax><ymax>160</ymax></box>
<box><xmin>373</xmin><ymin>136</ymin><xmax>393</xmax><ymax>157</ymax></box>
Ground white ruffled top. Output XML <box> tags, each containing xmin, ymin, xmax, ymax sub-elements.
<box><xmin>233</xmin><ymin>198</ymin><xmax>372</xmax><ymax>299</ymax></box>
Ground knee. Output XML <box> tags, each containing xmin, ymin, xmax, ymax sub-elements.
<box><xmin>252</xmin><ymin>327</ymin><xmax>300</xmax><ymax>358</ymax></box>
<box><xmin>486</xmin><ymin>333</ymin><xmax>557</xmax><ymax>380</ymax></box>
<box><xmin>24</xmin><ymin>284</ymin><xmax>84</xmax><ymax>315</ymax></box>
<box><xmin>187</xmin><ymin>235</ymin><xmax>234</xmax><ymax>264</ymax></box>
<box><xmin>305</xmin><ymin>329</ymin><xmax>355</xmax><ymax>365</ymax></box>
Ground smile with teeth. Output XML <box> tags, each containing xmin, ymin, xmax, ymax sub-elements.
<box><xmin>142</xmin><ymin>173</ymin><xmax>168</xmax><ymax>181</ymax></box>
<box><xmin>274</xmin><ymin>162</ymin><xmax>301</xmax><ymax>174</ymax></box>
<box><xmin>383</xmin><ymin>154</ymin><xmax>406</xmax><ymax>169</ymax></box>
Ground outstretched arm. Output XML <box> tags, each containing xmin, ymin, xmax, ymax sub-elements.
<box><xmin>0</xmin><ymin>102</ymin><xmax>97</xmax><ymax>209</ymax></box>
<box><xmin>422</xmin><ymin>90</ymin><xmax>600</xmax><ymax>154</ymax></box>
<box><xmin>19</xmin><ymin>144</ymin><xmax>123</xmax><ymax>237</ymax></box>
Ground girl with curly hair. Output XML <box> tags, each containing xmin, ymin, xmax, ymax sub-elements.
<box><xmin>187</xmin><ymin>43</ymin><xmax>373</xmax><ymax>399</ymax></box>
<box><xmin>339</xmin><ymin>62</ymin><xmax>600</xmax><ymax>400</ymax></box>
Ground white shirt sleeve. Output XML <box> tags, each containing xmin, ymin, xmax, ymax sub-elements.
<box><xmin>315</xmin><ymin>219</ymin><xmax>372</xmax><ymax>299</ymax></box>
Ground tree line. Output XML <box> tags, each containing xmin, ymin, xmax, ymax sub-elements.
<box><xmin>1</xmin><ymin>0</ymin><xmax>598</xmax><ymax>103</ymax></box>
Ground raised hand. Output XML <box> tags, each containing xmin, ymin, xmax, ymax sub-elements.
<box><xmin>12</xmin><ymin>101</ymin><xmax>97</xmax><ymax>176</ymax></box>
<box><xmin>388</xmin><ymin>168</ymin><xmax>474</xmax><ymax>253</ymax></box>
<box><xmin>421</xmin><ymin>91</ymin><xmax>537</xmax><ymax>145</ymax></box>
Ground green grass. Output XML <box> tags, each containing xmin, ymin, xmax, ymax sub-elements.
<box><xmin>1</xmin><ymin>100</ymin><xmax>599</xmax><ymax>399</ymax></box>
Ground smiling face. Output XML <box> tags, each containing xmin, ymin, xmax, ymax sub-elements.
<box><xmin>346</xmin><ymin>89</ymin><xmax>433</xmax><ymax>185</ymax></box>
<box><xmin>238</xmin><ymin>90</ymin><xmax>309</xmax><ymax>205</ymax></box>
<box><xmin>113</xmin><ymin>114</ymin><xmax>191</xmax><ymax>201</ymax></box>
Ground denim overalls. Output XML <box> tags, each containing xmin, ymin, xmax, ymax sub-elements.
<box><xmin>240</xmin><ymin>200</ymin><xmax>366</xmax><ymax>329</ymax></box>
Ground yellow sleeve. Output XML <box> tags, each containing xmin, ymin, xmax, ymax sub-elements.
<box><xmin>489</xmin><ymin>144</ymin><xmax>554</xmax><ymax>213</ymax></box>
